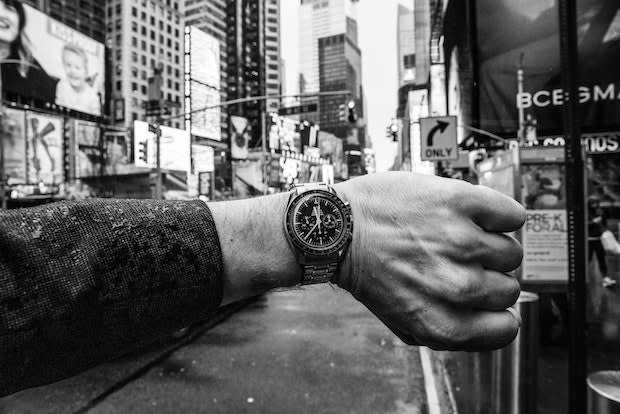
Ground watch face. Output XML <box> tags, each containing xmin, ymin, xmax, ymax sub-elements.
<box><xmin>286</xmin><ymin>190</ymin><xmax>352</xmax><ymax>255</ymax></box>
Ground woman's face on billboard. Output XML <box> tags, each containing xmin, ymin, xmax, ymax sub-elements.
<box><xmin>0</xmin><ymin>2</ymin><xmax>19</xmax><ymax>45</ymax></box>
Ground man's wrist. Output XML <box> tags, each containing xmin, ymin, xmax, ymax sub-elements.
<box><xmin>208</xmin><ymin>193</ymin><xmax>301</xmax><ymax>306</ymax></box>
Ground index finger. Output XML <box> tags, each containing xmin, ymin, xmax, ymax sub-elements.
<box><xmin>465</xmin><ymin>185</ymin><xmax>526</xmax><ymax>233</ymax></box>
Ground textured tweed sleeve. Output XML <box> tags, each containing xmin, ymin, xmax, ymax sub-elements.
<box><xmin>0</xmin><ymin>199</ymin><xmax>224</xmax><ymax>396</ymax></box>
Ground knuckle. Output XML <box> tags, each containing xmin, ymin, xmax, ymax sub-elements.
<box><xmin>449</xmin><ymin>273</ymin><xmax>482</xmax><ymax>305</ymax></box>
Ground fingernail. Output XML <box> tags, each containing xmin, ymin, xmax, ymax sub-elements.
<box><xmin>507</xmin><ymin>307</ymin><xmax>522</xmax><ymax>326</ymax></box>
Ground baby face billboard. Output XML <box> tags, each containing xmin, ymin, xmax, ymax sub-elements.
<box><xmin>475</xmin><ymin>0</ymin><xmax>620</xmax><ymax>135</ymax></box>
<box><xmin>0</xmin><ymin>4</ymin><xmax>104</xmax><ymax>116</ymax></box>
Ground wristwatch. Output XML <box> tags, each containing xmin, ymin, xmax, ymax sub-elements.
<box><xmin>284</xmin><ymin>183</ymin><xmax>353</xmax><ymax>285</ymax></box>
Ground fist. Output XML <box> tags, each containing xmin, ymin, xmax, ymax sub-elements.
<box><xmin>336</xmin><ymin>172</ymin><xmax>526</xmax><ymax>351</ymax></box>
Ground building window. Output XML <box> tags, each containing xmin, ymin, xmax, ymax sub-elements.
<box><xmin>131</xmin><ymin>21</ymin><xmax>138</xmax><ymax>32</ymax></box>
<box><xmin>131</xmin><ymin>6</ymin><xmax>137</xmax><ymax>17</ymax></box>
<box><xmin>116</xmin><ymin>81</ymin><xmax>122</xmax><ymax>91</ymax></box>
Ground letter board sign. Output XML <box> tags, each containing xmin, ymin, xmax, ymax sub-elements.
<box><xmin>420</xmin><ymin>116</ymin><xmax>458</xmax><ymax>161</ymax></box>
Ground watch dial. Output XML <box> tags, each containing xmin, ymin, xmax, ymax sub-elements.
<box><xmin>293</xmin><ymin>195</ymin><xmax>345</xmax><ymax>249</ymax></box>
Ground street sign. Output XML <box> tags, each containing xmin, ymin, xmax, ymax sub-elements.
<box><xmin>420</xmin><ymin>116</ymin><xmax>458</xmax><ymax>161</ymax></box>
<box><xmin>278</xmin><ymin>103</ymin><xmax>318</xmax><ymax>116</ymax></box>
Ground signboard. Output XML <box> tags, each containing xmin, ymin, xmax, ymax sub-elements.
<box><xmin>230</xmin><ymin>116</ymin><xmax>250</xmax><ymax>160</ymax></box>
<box><xmin>318</xmin><ymin>131</ymin><xmax>345</xmax><ymax>179</ymax></box>
<box><xmin>192</xmin><ymin>144</ymin><xmax>215</xmax><ymax>173</ymax></box>
<box><xmin>26</xmin><ymin>112</ymin><xmax>63</xmax><ymax>184</ymax></box>
<box><xmin>133</xmin><ymin>121</ymin><xmax>191</xmax><ymax>172</ymax></box>
<box><xmin>278</xmin><ymin>103</ymin><xmax>318</xmax><ymax>116</ymax></box>
<box><xmin>419</xmin><ymin>116</ymin><xmax>458</xmax><ymax>161</ymax></box>
<box><xmin>73</xmin><ymin>120</ymin><xmax>102</xmax><ymax>178</ymax></box>
<box><xmin>475</xmin><ymin>0</ymin><xmax>620</xmax><ymax>135</ymax></box>
<box><xmin>3</xmin><ymin>108</ymin><xmax>26</xmax><ymax>184</ymax></box>
<box><xmin>522</xmin><ymin>210</ymin><xmax>568</xmax><ymax>282</ymax></box>
<box><xmin>6</xmin><ymin>5</ymin><xmax>105</xmax><ymax>116</ymax></box>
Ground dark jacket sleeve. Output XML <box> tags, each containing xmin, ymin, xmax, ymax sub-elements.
<box><xmin>0</xmin><ymin>199</ymin><xmax>224</xmax><ymax>396</ymax></box>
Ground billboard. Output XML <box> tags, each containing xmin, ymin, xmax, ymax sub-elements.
<box><xmin>186</xmin><ymin>26</ymin><xmax>221</xmax><ymax>141</ymax></box>
<box><xmin>73</xmin><ymin>120</ymin><xmax>102</xmax><ymax>178</ymax></box>
<box><xmin>26</xmin><ymin>112</ymin><xmax>63</xmax><ymax>184</ymax></box>
<box><xmin>318</xmin><ymin>131</ymin><xmax>345</xmax><ymax>179</ymax></box>
<box><xmin>133</xmin><ymin>121</ymin><xmax>191</xmax><ymax>172</ymax></box>
<box><xmin>2</xmin><ymin>108</ymin><xmax>26</xmax><ymax>184</ymax></box>
<box><xmin>190</xmin><ymin>82</ymin><xmax>221</xmax><ymax>140</ymax></box>
<box><xmin>230</xmin><ymin>116</ymin><xmax>250</xmax><ymax>160</ymax></box>
<box><xmin>188</xmin><ymin>26</ymin><xmax>220</xmax><ymax>89</ymax></box>
<box><xmin>104</xmin><ymin>131</ymin><xmax>133</xmax><ymax>176</ymax></box>
<box><xmin>192</xmin><ymin>144</ymin><xmax>215</xmax><ymax>173</ymax></box>
<box><xmin>1</xmin><ymin>5</ymin><xmax>105</xmax><ymax>116</ymax></box>
<box><xmin>475</xmin><ymin>0</ymin><xmax>620</xmax><ymax>135</ymax></box>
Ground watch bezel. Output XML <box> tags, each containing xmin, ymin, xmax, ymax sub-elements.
<box><xmin>285</xmin><ymin>189</ymin><xmax>353</xmax><ymax>257</ymax></box>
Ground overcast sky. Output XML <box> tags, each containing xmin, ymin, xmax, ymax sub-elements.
<box><xmin>281</xmin><ymin>0</ymin><xmax>412</xmax><ymax>172</ymax></box>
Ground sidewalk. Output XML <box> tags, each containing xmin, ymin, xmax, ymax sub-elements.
<box><xmin>2</xmin><ymin>285</ymin><xmax>431</xmax><ymax>413</ymax></box>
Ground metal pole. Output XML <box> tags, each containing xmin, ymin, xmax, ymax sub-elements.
<box><xmin>159</xmin><ymin>90</ymin><xmax>353</xmax><ymax>122</ymax></box>
<box><xmin>558</xmin><ymin>0</ymin><xmax>587</xmax><ymax>412</ymax></box>
<box><xmin>0</xmin><ymin>71</ymin><xmax>5</xmax><ymax>209</ymax></box>
<box><xmin>261</xmin><ymin>110</ymin><xmax>267</xmax><ymax>195</ymax></box>
<box><xmin>155</xmin><ymin>122</ymin><xmax>162</xmax><ymax>200</ymax></box>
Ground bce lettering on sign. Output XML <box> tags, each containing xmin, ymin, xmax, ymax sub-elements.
<box><xmin>420</xmin><ymin>116</ymin><xmax>458</xmax><ymax>161</ymax></box>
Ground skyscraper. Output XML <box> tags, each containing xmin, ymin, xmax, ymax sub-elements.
<box><xmin>184</xmin><ymin>0</ymin><xmax>229</xmax><ymax>142</ymax></box>
<box><xmin>397</xmin><ymin>4</ymin><xmax>416</xmax><ymax>88</ymax></box>
<box><xmin>106</xmin><ymin>0</ymin><xmax>185</xmax><ymax>129</ymax></box>
<box><xmin>298</xmin><ymin>0</ymin><xmax>359</xmax><ymax>95</ymax></box>
<box><xmin>226</xmin><ymin>0</ymin><xmax>282</xmax><ymax>149</ymax></box>
<box><xmin>298</xmin><ymin>0</ymin><xmax>364</xmax><ymax>151</ymax></box>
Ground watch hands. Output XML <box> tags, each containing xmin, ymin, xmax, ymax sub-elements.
<box><xmin>304</xmin><ymin>221</ymin><xmax>320</xmax><ymax>240</ymax></box>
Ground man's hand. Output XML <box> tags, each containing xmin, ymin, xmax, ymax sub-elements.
<box><xmin>335</xmin><ymin>172</ymin><xmax>525</xmax><ymax>351</ymax></box>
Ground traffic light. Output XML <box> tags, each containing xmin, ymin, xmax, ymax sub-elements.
<box><xmin>138</xmin><ymin>140</ymin><xmax>149</xmax><ymax>163</ymax></box>
<box><xmin>347</xmin><ymin>100</ymin><xmax>357</xmax><ymax>124</ymax></box>
<box><xmin>338</xmin><ymin>104</ymin><xmax>346</xmax><ymax>122</ymax></box>
<box><xmin>386</xmin><ymin>120</ymin><xmax>398</xmax><ymax>142</ymax></box>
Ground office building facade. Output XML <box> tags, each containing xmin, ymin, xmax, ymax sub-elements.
<box><xmin>106</xmin><ymin>0</ymin><xmax>185</xmax><ymax>129</ymax></box>
<box><xmin>226</xmin><ymin>0</ymin><xmax>281</xmax><ymax>149</ymax></box>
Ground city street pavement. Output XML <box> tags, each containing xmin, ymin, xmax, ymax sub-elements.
<box><xmin>2</xmin><ymin>285</ymin><xmax>432</xmax><ymax>413</ymax></box>
<box><xmin>88</xmin><ymin>285</ymin><xmax>428</xmax><ymax>414</ymax></box>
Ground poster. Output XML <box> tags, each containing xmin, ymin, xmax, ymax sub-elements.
<box><xmin>2</xmin><ymin>108</ymin><xmax>26</xmax><ymax>184</ymax></box>
<box><xmin>3</xmin><ymin>5</ymin><xmax>105</xmax><ymax>116</ymax></box>
<box><xmin>318</xmin><ymin>131</ymin><xmax>345</xmax><ymax>179</ymax></box>
<box><xmin>522</xmin><ymin>209</ymin><xmax>568</xmax><ymax>281</ymax></box>
<box><xmin>475</xmin><ymin>0</ymin><xmax>620</xmax><ymax>135</ymax></box>
<box><xmin>521</xmin><ymin>164</ymin><xmax>566</xmax><ymax>209</ymax></box>
<box><xmin>230</xmin><ymin>116</ymin><xmax>250</xmax><ymax>160</ymax></box>
<box><xmin>74</xmin><ymin>120</ymin><xmax>101</xmax><ymax>177</ymax></box>
<box><xmin>25</xmin><ymin>112</ymin><xmax>63</xmax><ymax>184</ymax></box>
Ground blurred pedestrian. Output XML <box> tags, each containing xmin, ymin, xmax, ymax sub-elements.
<box><xmin>588</xmin><ymin>197</ymin><xmax>616</xmax><ymax>288</ymax></box>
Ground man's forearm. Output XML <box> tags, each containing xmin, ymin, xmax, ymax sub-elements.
<box><xmin>209</xmin><ymin>192</ymin><xmax>301</xmax><ymax>305</ymax></box>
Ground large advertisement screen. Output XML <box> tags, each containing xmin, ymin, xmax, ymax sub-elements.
<box><xmin>25</xmin><ymin>112</ymin><xmax>64</xmax><ymax>184</ymax></box>
<box><xmin>1</xmin><ymin>5</ymin><xmax>105</xmax><ymax>116</ymax></box>
<box><xmin>476</xmin><ymin>0</ymin><xmax>620</xmax><ymax>135</ymax></box>
<box><xmin>186</xmin><ymin>26</ymin><xmax>221</xmax><ymax>141</ymax></box>
<box><xmin>189</xmin><ymin>26</ymin><xmax>220</xmax><ymax>89</ymax></box>
<box><xmin>190</xmin><ymin>81</ymin><xmax>221</xmax><ymax>141</ymax></box>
